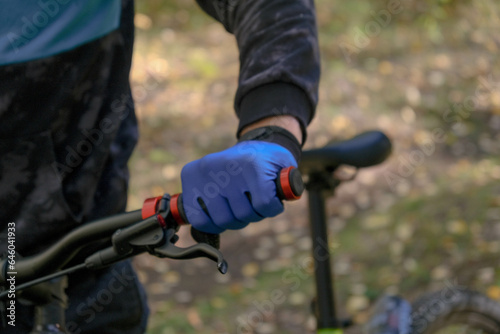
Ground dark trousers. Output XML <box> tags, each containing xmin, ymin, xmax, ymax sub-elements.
<box><xmin>3</xmin><ymin>260</ymin><xmax>149</xmax><ymax>334</ymax></box>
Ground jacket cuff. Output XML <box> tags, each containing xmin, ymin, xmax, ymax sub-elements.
<box><xmin>236</xmin><ymin>82</ymin><xmax>313</xmax><ymax>143</ymax></box>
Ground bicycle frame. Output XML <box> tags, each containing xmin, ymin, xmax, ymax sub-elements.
<box><xmin>6</xmin><ymin>176</ymin><xmax>401</xmax><ymax>334</ymax></box>
<box><xmin>298</xmin><ymin>130</ymin><xmax>393</xmax><ymax>333</ymax></box>
<box><xmin>306</xmin><ymin>169</ymin><xmax>412</xmax><ymax>334</ymax></box>
<box><xmin>307</xmin><ymin>168</ymin><xmax>349</xmax><ymax>333</ymax></box>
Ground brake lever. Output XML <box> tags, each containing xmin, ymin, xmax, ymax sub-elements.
<box><xmin>151</xmin><ymin>229</ymin><xmax>228</xmax><ymax>274</ymax></box>
<box><xmin>86</xmin><ymin>196</ymin><xmax>228</xmax><ymax>274</ymax></box>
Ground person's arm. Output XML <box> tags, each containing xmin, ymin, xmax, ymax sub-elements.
<box><xmin>195</xmin><ymin>0</ymin><xmax>320</xmax><ymax>144</ymax></box>
<box><xmin>180</xmin><ymin>0</ymin><xmax>320</xmax><ymax>234</ymax></box>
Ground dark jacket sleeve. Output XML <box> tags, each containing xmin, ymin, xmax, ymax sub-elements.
<box><xmin>195</xmin><ymin>0</ymin><xmax>320</xmax><ymax>140</ymax></box>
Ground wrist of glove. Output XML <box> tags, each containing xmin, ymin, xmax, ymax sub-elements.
<box><xmin>181</xmin><ymin>128</ymin><xmax>300</xmax><ymax>234</ymax></box>
<box><xmin>238</xmin><ymin>126</ymin><xmax>302</xmax><ymax>162</ymax></box>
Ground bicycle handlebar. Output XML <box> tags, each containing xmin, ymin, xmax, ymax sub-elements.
<box><xmin>142</xmin><ymin>166</ymin><xmax>304</xmax><ymax>249</ymax></box>
<box><xmin>0</xmin><ymin>210</ymin><xmax>143</xmax><ymax>284</ymax></box>
<box><xmin>165</xmin><ymin>166</ymin><xmax>304</xmax><ymax>226</ymax></box>
<box><xmin>0</xmin><ymin>167</ymin><xmax>303</xmax><ymax>287</ymax></box>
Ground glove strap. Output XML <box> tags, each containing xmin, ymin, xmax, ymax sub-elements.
<box><xmin>238</xmin><ymin>126</ymin><xmax>302</xmax><ymax>162</ymax></box>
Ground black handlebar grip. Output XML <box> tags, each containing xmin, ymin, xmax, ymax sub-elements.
<box><xmin>190</xmin><ymin>227</ymin><xmax>220</xmax><ymax>249</ymax></box>
<box><xmin>170</xmin><ymin>193</ymin><xmax>221</xmax><ymax>250</ymax></box>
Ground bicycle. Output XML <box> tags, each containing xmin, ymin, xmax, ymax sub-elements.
<box><xmin>1</xmin><ymin>130</ymin><xmax>500</xmax><ymax>334</ymax></box>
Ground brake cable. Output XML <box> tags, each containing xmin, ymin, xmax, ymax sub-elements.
<box><xmin>0</xmin><ymin>263</ymin><xmax>86</xmax><ymax>300</ymax></box>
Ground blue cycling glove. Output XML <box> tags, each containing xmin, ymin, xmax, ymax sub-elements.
<box><xmin>180</xmin><ymin>140</ymin><xmax>298</xmax><ymax>234</ymax></box>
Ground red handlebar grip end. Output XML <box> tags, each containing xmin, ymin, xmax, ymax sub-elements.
<box><xmin>142</xmin><ymin>196</ymin><xmax>162</xmax><ymax>219</ymax></box>
<box><xmin>279</xmin><ymin>167</ymin><xmax>303</xmax><ymax>201</ymax></box>
<box><xmin>170</xmin><ymin>193</ymin><xmax>187</xmax><ymax>225</ymax></box>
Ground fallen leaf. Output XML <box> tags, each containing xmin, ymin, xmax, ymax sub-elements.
<box><xmin>241</xmin><ymin>262</ymin><xmax>260</xmax><ymax>278</ymax></box>
<box><xmin>187</xmin><ymin>307</ymin><xmax>203</xmax><ymax>329</ymax></box>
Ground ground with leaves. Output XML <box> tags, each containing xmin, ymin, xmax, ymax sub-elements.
<box><xmin>125</xmin><ymin>1</ymin><xmax>500</xmax><ymax>333</ymax></box>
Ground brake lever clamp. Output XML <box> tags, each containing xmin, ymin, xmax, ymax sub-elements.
<box><xmin>151</xmin><ymin>229</ymin><xmax>228</xmax><ymax>274</ymax></box>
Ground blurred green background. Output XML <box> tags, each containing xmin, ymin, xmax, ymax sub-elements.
<box><xmin>126</xmin><ymin>0</ymin><xmax>500</xmax><ymax>333</ymax></box>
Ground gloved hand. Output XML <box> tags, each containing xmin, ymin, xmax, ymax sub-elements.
<box><xmin>180</xmin><ymin>140</ymin><xmax>297</xmax><ymax>234</ymax></box>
